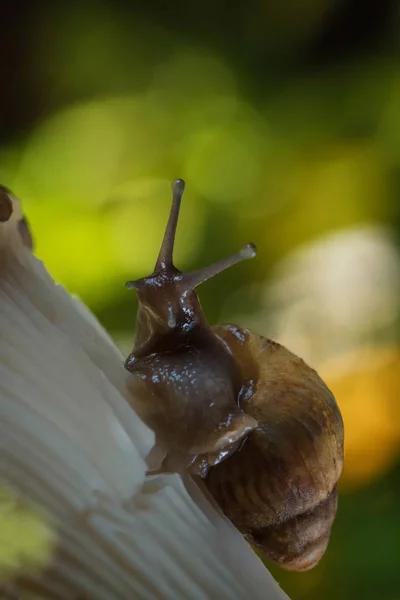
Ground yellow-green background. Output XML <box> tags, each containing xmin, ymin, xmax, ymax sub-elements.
<box><xmin>1</xmin><ymin>1</ymin><xmax>399</xmax><ymax>597</ymax></box>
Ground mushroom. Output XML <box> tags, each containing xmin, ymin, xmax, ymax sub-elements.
<box><xmin>0</xmin><ymin>189</ymin><xmax>289</xmax><ymax>599</ymax></box>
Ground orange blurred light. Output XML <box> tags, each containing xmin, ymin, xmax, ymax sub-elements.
<box><xmin>321</xmin><ymin>347</ymin><xmax>400</xmax><ymax>490</ymax></box>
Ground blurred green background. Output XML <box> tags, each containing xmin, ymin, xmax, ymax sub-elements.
<box><xmin>1</xmin><ymin>0</ymin><xmax>400</xmax><ymax>597</ymax></box>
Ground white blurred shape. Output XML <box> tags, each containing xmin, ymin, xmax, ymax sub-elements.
<box><xmin>236</xmin><ymin>225</ymin><xmax>400</xmax><ymax>366</ymax></box>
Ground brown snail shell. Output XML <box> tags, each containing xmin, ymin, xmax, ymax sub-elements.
<box><xmin>206</xmin><ymin>324</ymin><xmax>344</xmax><ymax>571</ymax></box>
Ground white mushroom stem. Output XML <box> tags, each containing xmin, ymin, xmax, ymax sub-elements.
<box><xmin>0</xmin><ymin>194</ymin><xmax>289</xmax><ymax>599</ymax></box>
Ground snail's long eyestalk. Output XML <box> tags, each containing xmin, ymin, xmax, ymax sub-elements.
<box><xmin>183</xmin><ymin>243</ymin><xmax>257</xmax><ymax>290</ymax></box>
<box><xmin>155</xmin><ymin>179</ymin><xmax>185</xmax><ymax>271</ymax></box>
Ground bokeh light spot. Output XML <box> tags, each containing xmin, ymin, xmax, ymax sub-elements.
<box><xmin>321</xmin><ymin>347</ymin><xmax>400</xmax><ymax>490</ymax></box>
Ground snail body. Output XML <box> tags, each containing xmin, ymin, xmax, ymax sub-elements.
<box><xmin>125</xmin><ymin>180</ymin><xmax>344</xmax><ymax>570</ymax></box>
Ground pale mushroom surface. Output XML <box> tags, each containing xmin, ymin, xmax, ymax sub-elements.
<box><xmin>0</xmin><ymin>191</ymin><xmax>289</xmax><ymax>599</ymax></box>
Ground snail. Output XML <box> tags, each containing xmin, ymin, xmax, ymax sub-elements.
<box><xmin>125</xmin><ymin>179</ymin><xmax>344</xmax><ymax>572</ymax></box>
